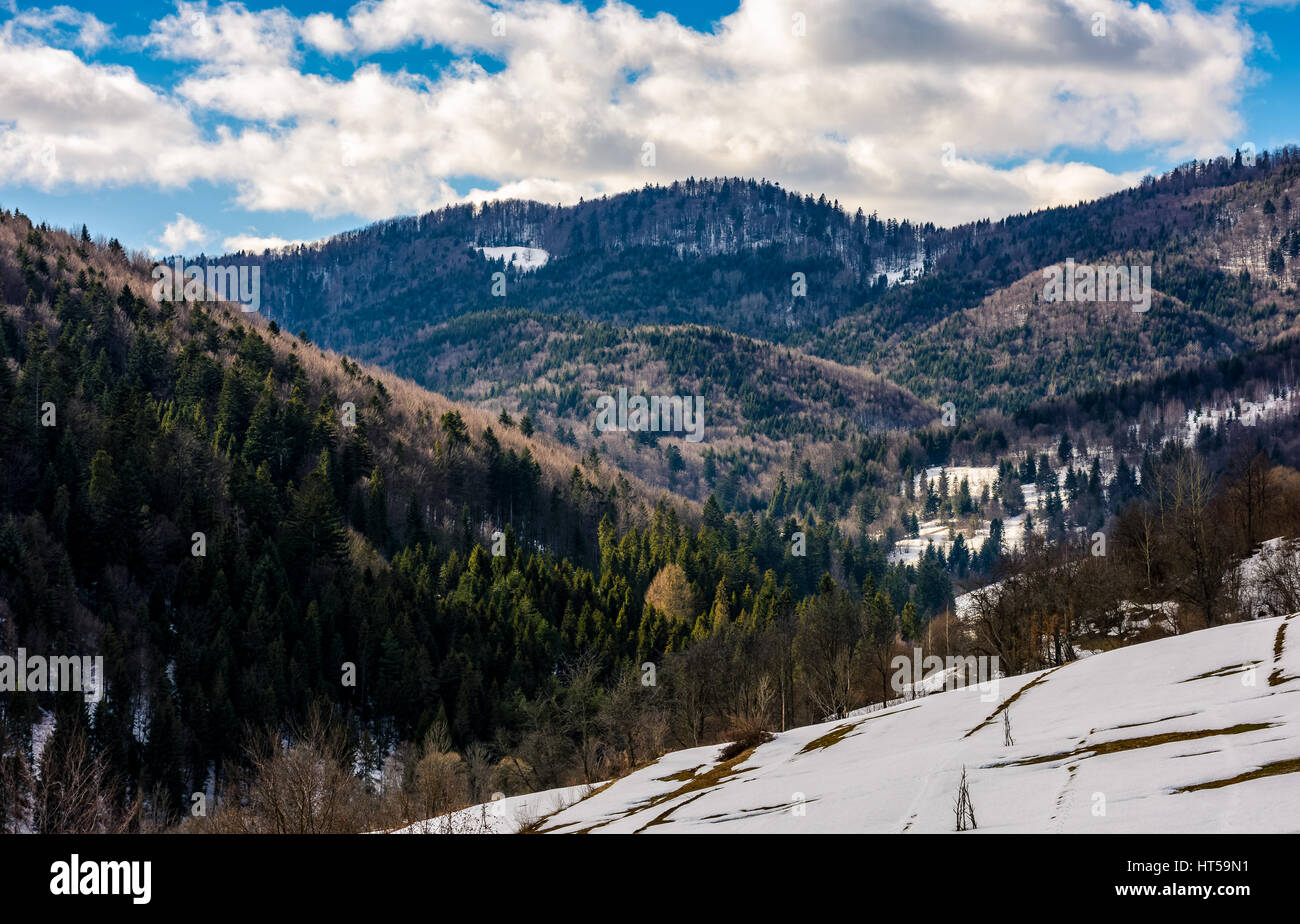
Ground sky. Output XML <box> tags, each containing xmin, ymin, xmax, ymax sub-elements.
<box><xmin>1</xmin><ymin>0</ymin><xmax>1297</xmax><ymax>256</ymax></box>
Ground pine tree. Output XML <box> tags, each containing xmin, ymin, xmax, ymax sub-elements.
<box><xmin>900</xmin><ymin>600</ymin><xmax>920</xmax><ymax>641</ymax></box>
<box><xmin>242</xmin><ymin>378</ymin><xmax>282</xmax><ymax>471</ymax></box>
<box><xmin>284</xmin><ymin>453</ymin><xmax>347</xmax><ymax>569</ymax></box>
<box><xmin>1058</xmin><ymin>432</ymin><xmax>1073</xmax><ymax>463</ymax></box>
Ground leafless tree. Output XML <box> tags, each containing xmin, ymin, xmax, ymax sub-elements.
<box><xmin>30</xmin><ymin>714</ymin><xmax>139</xmax><ymax>834</ymax></box>
<box><xmin>793</xmin><ymin>583</ymin><xmax>861</xmax><ymax>719</ymax></box>
<box><xmin>1164</xmin><ymin>452</ymin><xmax>1232</xmax><ymax>627</ymax></box>
<box><xmin>954</xmin><ymin>766</ymin><xmax>977</xmax><ymax>832</ymax></box>
<box><xmin>197</xmin><ymin>708</ymin><xmax>370</xmax><ymax>834</ymax></box>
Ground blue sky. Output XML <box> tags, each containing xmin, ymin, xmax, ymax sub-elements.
<box><xmin>1</xmin><ymin>0</ymin><xmax>1296</xmax><ymax>255</ymax></box>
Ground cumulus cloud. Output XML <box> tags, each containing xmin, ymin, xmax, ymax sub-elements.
<box><xmin>0</xmin><ymin>0</ymin><xmax>1261</xmax><ymax>225</ymax></box>
<box><xmin>0</xmin><ymin>34</ymin><xmax>205</xmax><ymax>189</ymax></box>
<box><xmin>1</xmin><ymin>4</ymin><xmax>113</xmax><ymax>52</ymax></box>
<box><xmin>221</xmin><ymin>232</ymin><xmax>309</xmax><ymax>253</ymax></box>
<box><xmin>300</xmin><ymin>12</ymin><xmax>351</xmax><ymax>55</ymax></box>
<box><xmin>159</xmin><ymin>213</ymin><xmax>209</xmax><ymax>253</ymax></box>
<box><xmin>139</xmin><ymin>1</ymin><xmax>302</xmax><ymax>67</ymax></box>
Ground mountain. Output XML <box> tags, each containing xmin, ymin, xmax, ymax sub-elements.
<box><xmin>2</xmin><ymin>203</ymin><xmax>948</xmax><ymax>833</ymax></box>
<box><xmin>204</xmin><ymin>149</ymin><xmax>1300</xmax><ymax>509</ymax></box>
<box><xmin>818</xmin><ymin>148</ymin><xmax>1300</xmax><ymax>413</ymax></box>
<box><xmin>397</xmin><ymin>614</ymin><xmax>1300</xmax><ymax>833</ymax></box>
<box><xmin>0</xmin><ymin>208</ymin><xmax>706</xmax><ymax>830</ymax></box>
<box><xmin>380</xmin><ymin>309</ymin><xmax>936</xmax><ymax>507</ymax></box>
<box><xmin>220</xmin><ymin>176</ymin><xmax>930</xmax><ymax>350</ymax></box>
<box><xmin>196</xmin><ymin>181</ymin><xmax>946</xmax><ymax>514</ymax></box>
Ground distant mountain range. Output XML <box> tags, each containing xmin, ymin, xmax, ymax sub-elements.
<box><xmin>191</xmin><ymin>148</ymin><xmax>1300</xmax><ymax>508</ymax></box>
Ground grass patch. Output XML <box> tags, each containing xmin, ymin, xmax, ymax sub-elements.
<box><xmin>965</xmin><ymin>668</ymin><xmax>1061</xmax><ymax>738</ymax></box>
<box><xmin>1266</xmin><ymin>621</ymin><xmax>1296</xmax><ymax>685</ymax></box>
<box><xmin>1180</xmin><ymin>663</ymin><xmax>1260</xmax><ymax>683</ymax></box>
<box><xmin>798</xmin><ymin>703</ymin><xmax>923</xmax><ymax>755</ymax></box>
<box><xmin>628</xmin><ymin>743</ymin><xmax>769</xmax><ymax>832</ymax></box>
<box><xmin>1175</xmin><ymin>756</ymin><xmax>1300</xmax><ymax>793</ymax></box>
<box><xmin>564</xmin><ymin>739</ymin><xmax>780</xmax><ymax>832</ymax></box>
<box><xmin>718</xmin><ymin>729</ymin><xmax>773</xmax><ymax>762</ymax></box>
<box><xmin>1109</xmin><ymin>712</ymin><xmax>1197</xmax><ymax>730</ymax></box>
<box><xmin>699</xmin><ymin>801</ymin><xmax>806</xmax><ymax>822</ymax></box>
<box><xmin>637</xmin><ymin>791</ymin><xmax>711</xmax><ymax>831</ymax></box>
<box><xmin>655</xmin><ymin>765</ymin><xmax>704</xmax><ymax>783</ymax></box>
<box><xmin>526</xmin><ymin>781</ymin><xmax>614</xmax><ymax>834</ymax></box>
<box><xmin>992</xmin><ymin>723</ymin><xmax>1276</xmax><ymax>768</ymax></box>
<box><xmin>800</xmin><ymin>723</ymin><xmax>856</xmax><ymax>754</ymax></box>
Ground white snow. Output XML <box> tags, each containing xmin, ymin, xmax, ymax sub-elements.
<box><xmin>475</xmin><ymin>246</ymin><xmax>550</xmax><ymax>272</ymax></box>
<box><xmin>30</xmin><ymin>710</ymin><xmax>56</xmax><ymax>779</ymax></box>
<box><xmin>387</xmin><ymin>784</ymin><xmax>594</xmax><ymax>834</ymax></box>
<box><xmin>1232</xmin><ymin>536</ymin><xmax>1300</xmax><ymax>620</ymax></box>
<box><xmin>890</xmin><ymin>465</ymin><xmax>1029</xmax><ymax>565</ymax></box>
<box><xmin>1180</xmin><ymin>392</ymin><xmax>1299</xmax><ymax>447</ymax></box>
<box><xmin>889</xmin><ymin>452</ymin><xmax>1115</xmax><ymax>566</ymax></box>
<box><xmin>397</xmin><ymin>615</ymin><xmax>1300</xmax><ymax>833</ymax></box>
<box><xmin>954</xmin><ymin>582</ymin><xmax>998</xmax><ymax>622</ymax></box>
<box><xmin>881</xmin><ymin>251</ymin><xmax>926</xmax><ymax>287</ymax></box>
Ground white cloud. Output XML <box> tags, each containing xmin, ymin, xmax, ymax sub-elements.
<box><xmin>0</xmin><ymin>0</ymin><xmax>1262</xmax><ymax>225</ymax></box>
<box><xmin>221</xmin><ymin>232</ymin><xmax>309</xmax><ymax>252</ymax></box>
<box><xmin>139</xmin><ymin>1</ymin><xmax>301</xmax><ymax>67</ymax></box>
<box><xmin>0</xmin><ymin>35</ymin><xmax>204</xmax><ymax>189</ymax></box>
<box><xmin>160</xmin><ymin>213</ymin><xmax>209</xmax><ymax>253</ymax></box>
<box><xmin>1</xmin><ymin>5</ymin><xmax>113</xmax><ymax>52</ymax></box>
<box><xmin>300</xmin><ymin>12</ymin><xmax>352</xmax><ymax>54</ymax></box>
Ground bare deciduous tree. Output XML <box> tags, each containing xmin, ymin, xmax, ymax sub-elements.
<box><xmin>954</xmin><ymin>766</ymin><xmax>977</xmax><ymax>832</ymax></box>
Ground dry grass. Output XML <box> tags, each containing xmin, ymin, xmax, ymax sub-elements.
<box><xmin>990</xmin><ymin>723</ymin><xmax>1276</xmax><ymax>768</ymax></box>
<box><xmin>798</xmin><ymin>702</ymin><xmax>922</xmax><ymax>754</ymax></box>
<box><xmin>965</xmin><ymin>667</ymin><xmax>1060</xmax><ymax>738</ymax></box>
<box><xmin>800</xmin><ymin>722</ymin><xmax>857</xmax><ymax>754</ymax></box>
<box><xmin>1180</xmin><ymin>663</ymin><xmax>1261</xmax><ymax>683</ymax></box>
<box><xmin>1174</xmin><ymin>756</ymin><xmax>1300</xmax><ymax>793</ymax></box>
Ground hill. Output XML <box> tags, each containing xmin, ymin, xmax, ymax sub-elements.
<box><xmin>192</xmin><ymin>149</ymin><xmax>1300</xmax><ymax>514</ymax></box>
<box><xmin>0</xmin><ymin>206</ymin><xmax>702</xmax><ymax>829</ymax></box>
<box><xmin>823</xmin><ymin>148</ymin><xmax>1300</xmax><ymax>413</ymax></box>
<box><xmin>401</xmin><ymin>614</ymin><xmax>1300</xmax><ymax>833</ymax></box>
<box><xmin>381</xmin><ymin>309</ymin><xmax>936</xmax><ymax>505</ymax></box>
<box><xmin>218</xmin><ymin>176</ymin><xmax>928</xmax><ymax>350</ymax></box>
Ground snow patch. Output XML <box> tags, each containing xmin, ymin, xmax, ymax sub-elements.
<box><xmin>475</xmin><ymin>246</ymin><xmax>550</xmax><ymax>272</ymax></box>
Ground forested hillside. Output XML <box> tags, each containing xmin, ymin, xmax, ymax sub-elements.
<box><xmin>200</xmin><ymin>149</ymin><xmax>1300</xmax><ymax>502</ymax></box>
<box><xmin>826</xmin><ymin>147</ymin><xmax>1300</xmax><ymax>412</ymax></box>
<box><xmin>0</xmin><ymin>209</ymin><xmax>955</xmax><ymax>832</ymax></box>
<box><xmin>384</xmin><ymin>309</ymin><xmax>935</xmax><ymax>507</ymax></box>
<box><xmin>220</xmin><ymin>176</ymin><xmax>929</xmax><ymax>350</ymax></box>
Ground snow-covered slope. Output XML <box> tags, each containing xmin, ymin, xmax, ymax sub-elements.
<box><xmin>404</xmin><ymin>615</ymin><xmax>1300</xmax><ymax>833</ymax></box>
<box><xmin>389</xmin><ymin>785</ymin><xmax>592</xmax><ymax>834</ymax></box>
